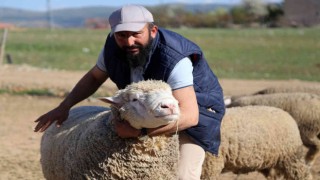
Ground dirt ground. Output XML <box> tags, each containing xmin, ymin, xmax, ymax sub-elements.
<box><xmin>0</xmin><ymin>64</ymin><xmax>319</xmax><ymax>180</ymax></box>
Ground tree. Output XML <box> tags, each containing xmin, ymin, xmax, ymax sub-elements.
<box><xmin>242</xmin><ymin>0</ymin><xmax>268</xmax><ymax>24</ymax></box>
<box><xmin>264</xmin><ymin>3</ymin><xmax>284</xmax><ymax>27</ymax></box>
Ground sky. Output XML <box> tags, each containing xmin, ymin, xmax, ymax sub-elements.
<box><xmin>0</xmin><ymin>0</ymin><xmax>283</xmax><ymax>11</ymax></box>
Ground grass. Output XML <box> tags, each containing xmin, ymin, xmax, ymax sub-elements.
<box><xmin>5</xmin><ymin>28</ymin><xmax>106</xmax><ymax>70</ymax></box>
<box><xmin>4</xmin><ymin>27</ymin><xmax>320</xmax><ymax>81</ymax></box>
<box><xmin>176</xmin><ymin>28</ymin><xmax>320</xmax><ymax>81</ymax></box>
<box><xmin>0</xmin><ymin>88</ymin><xmax>56</xmax><ymax>96</ymax></box>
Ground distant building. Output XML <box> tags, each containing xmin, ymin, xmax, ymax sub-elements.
<box><xmin>0</xmin><ymin>22</ymin><xmax>15</xmax><ymax>29</ymax></box>
<box><xmin>85</xmin><ymin>18</ymin><xmax>110</xmax><ymax>29</ymax></box>
<box><xmin>282</xmin><ymin>0</ymin><xmax>320</xmax><ymax>27</ymax></box>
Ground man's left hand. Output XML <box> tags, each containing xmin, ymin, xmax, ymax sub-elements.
<box><xmin>114</xmin><ymin>120</ymin><xmax>141</xmax><ymax>138</ymax></box>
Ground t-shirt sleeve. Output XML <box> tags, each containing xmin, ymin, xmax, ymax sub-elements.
<box><xmin>167</xmin><ymin>57</ymin><xmax>193</xmax><ymax>90</ymax></box>
<box><xmin>96</xmin><ymin>48</ymin><xmax>107</xmax><ymax>72</ymax></box>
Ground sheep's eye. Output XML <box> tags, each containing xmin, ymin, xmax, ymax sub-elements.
<box><xmin>130</xmin><ymin>94</ymin><xmax>140</xmax><ymax>102</ymax></box>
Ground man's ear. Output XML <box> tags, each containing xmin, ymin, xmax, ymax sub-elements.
<box><xmin>150</xmin><ymin>25</ymin><xmax>158</xmax><ymax>38</ymax></box>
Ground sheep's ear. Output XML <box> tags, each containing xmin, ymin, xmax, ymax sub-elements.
<box><xmin>224</xmin><ymin>96</ymin><xmax>232</xmax><ymax>106</ymax></box>
<box><xmin>98</xmin><ymin>97</ymin><xmax>122</xmax><ymax>107</ymax></box>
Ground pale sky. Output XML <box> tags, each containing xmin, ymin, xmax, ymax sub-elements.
<box><xmin>0</xmin><ymin>0</ymin><xmax>283</xmax><ymax>11</ymax></box>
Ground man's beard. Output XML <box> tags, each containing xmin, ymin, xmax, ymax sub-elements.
<box><xmin>116</xmin><ymin>36</ymin><xmax>153</xmax><ymax>68</ymax></box>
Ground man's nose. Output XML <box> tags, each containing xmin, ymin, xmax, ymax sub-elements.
<box><xmin>124</xmin><ymin>36</ymin><xmax>135</xmax><ymax>46</ymax></box>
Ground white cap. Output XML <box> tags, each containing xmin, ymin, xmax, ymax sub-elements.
<box><xmin>109</xmin><ymin>5</ymin><xmax>154</xmax><ymax>35</ymax></box>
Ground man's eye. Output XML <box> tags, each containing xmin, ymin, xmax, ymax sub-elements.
<box><xmin>133</xmin><ymin>33</ymin><xmax>142</xmax><ymax>38</ymax></box>
<box><xmin>115</xmin><ymin>33</ymin><xmax>126</xmax><ymax>38</ymax></box>
<box><xmin>118</xmin><ymin>34</ymin><xmax>126</xmax><ymax>38</ymax></box>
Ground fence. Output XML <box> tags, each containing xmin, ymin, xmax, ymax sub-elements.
<box><xmin>0</xmin><ymin>28</ymin><xmax>8</xmax><ymax>65</ymax></box>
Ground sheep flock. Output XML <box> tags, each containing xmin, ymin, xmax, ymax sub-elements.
<box><xmin>40</xmin><ymin>81</ymin><xmax>318</xmax><ymax>180</ymax></box>
<box><xmin>224</xmin><ymin>84</ymin><xmax>320</xmax><ymax>179</ymax></box>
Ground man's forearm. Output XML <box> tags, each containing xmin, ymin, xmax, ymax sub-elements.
<box><xmin>59</xmin><ymin>71</ymin><xmax>106</xmax><ymax>109</ymax></box>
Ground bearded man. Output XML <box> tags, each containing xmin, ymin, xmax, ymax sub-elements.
<box><xmin>34</xmin><ymin>5</ymin><xmax>225</xmax><ymax>180</ymax></box>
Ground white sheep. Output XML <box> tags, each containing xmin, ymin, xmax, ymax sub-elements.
<box><xmin>227</xmin><ymin>92</ymin><xmax>320</xmax><ymax>167</ymax></box>
<box><xmin>40</xmin><ymin>80</ymin><xmax>181</xmax><ymax>180</ymax></box>
<box><xmin>201</xmin><ymin>105</ymin><xmax>312</xmax><ymax>180</ymax></box>
<box><xmin>224</xmin><ymin>85</ymin><xmax>320</xmax><ymax>107</ymax></box>
<box><xmin>253</xmin><ymin>85</ymin><xmax>320</xmax><ymax>96</ymax></box>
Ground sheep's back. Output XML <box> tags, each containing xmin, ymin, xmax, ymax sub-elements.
<box><xmin>220</xmin><ymin>106</ymin><xmax>303</xmax><ymax>173</ymax></box>
<box><xmin>40</xmin><ymin>106</ymin><xmax>110</xmax><ymax>179</ymax></box>
<box><xmin>40</xmin><ymin>106</ymin><xmax>179</xmax><ymax>180</ymax></box>
<box><xmin>254</xmin><ymin>86</ymin><xmax>320</xmax><ymax>96</ymax></box>
<box><xmin>231</xmin><ymin>93</ymin><xmax>320</xmax><ymax>142</ymax></box>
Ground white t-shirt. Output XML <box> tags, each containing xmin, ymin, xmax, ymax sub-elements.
<box><xmin>96</xmin><ymin>49</ymin><xmax>193</xmax><ymax>90</ymax></box>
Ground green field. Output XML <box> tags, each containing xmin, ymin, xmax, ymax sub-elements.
<box><xmin>4</xmin><ymin>27</ymin><xmax>320</xmax><ymax>81</ymax></box>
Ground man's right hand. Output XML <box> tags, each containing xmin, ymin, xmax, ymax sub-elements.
<box><xmin>34</xmin><ymin>106</ymin><xmax>69</xmax><ymax>132</ymax></box>
<box><xmin>34</xmin><ymin>65</ymin><xmax>108</xmax><ymax>133</ymax></box>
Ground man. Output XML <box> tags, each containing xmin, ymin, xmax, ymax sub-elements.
<box><xmin>34</xmin><ymin>5</ymin><xmax>225</xmax><ymax>179</ymax></box>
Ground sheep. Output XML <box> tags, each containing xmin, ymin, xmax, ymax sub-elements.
<box><xmin>224</xmin><ymin>85</ymin><xmax>320</xmax><ymax>107</ymax></box>
<box><xmin>227</xmin><ymin>92</ymin><xmax>320</xmax><ymax>167</ymax></box>
<box><xmin>40</xmin><ymin>80</ymin><xmax>181</xmax><ymax>180</ymax></box>
<box><xmin>253</xmin><ymin>85</ymin><xmax>320</xmax><ymax>96</ymax></box>
<box><xmin>201</xmin><ymin>105</ymin><xmax>312</xmax><ymax>180</ymax></box>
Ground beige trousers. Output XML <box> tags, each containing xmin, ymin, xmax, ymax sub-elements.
<box><xmin>178</xmin><ymin>131</ymin><xmax>205</xmax><ymax>180</ymax></box>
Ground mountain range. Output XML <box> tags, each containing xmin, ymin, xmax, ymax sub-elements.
<box><xmin>0</xmin><ymin>3</ymin><xmax>234</xmax><ymax>28</ymax></box>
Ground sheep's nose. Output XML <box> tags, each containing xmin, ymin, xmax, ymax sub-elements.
<box><xmin>160</xmin><ymin>103</ymin><xmax>178</xmax><ymax>113</ymax></box>
<box><xmin>161</xmin><ymin>103</ymin><xmax>175</xmax><ymax>109</ymax></box>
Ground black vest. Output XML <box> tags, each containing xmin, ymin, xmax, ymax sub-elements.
<box><xmin>103</xmin><ymin>28</ymin><xmax>225</xmax><ymax>155</ymax></box>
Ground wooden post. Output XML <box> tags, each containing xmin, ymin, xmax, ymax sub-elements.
<box><xmin>6</xmin><ymin>54</ymin><xmax>12</xmax><ymax>64</ymax></box>
<box><xmin>0</xmin><ymin>28</ymin><xmax>8</xmax><ymax>65</ymax></box>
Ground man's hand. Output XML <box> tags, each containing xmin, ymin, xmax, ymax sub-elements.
<box><xmin>114</xmin><ymin>120</ymin><xmax>141</xmax><ymax>138</ymax></box>
<box><xmin>34</xmin><ymin>106</ymin><xmax>69</xmax><ymax>132</ymax></box>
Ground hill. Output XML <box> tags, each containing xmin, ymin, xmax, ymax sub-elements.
<box><xmin>0</xmin><ymin>6</ymin><xmax>115</xmax><ymax>28</ymax></box>
<box><xmin>0</xmin><ymin>3</ymin><xmax>233</xmax><ymax>28</ymax></box>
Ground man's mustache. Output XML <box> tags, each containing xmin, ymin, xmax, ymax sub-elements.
<box><xmin>123</xmin><ymin>45</ymin><xmax>141</xmax><ymax>50</ymax></box>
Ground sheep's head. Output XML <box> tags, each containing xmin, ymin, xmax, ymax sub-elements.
<box><xmin>100</xmin><ymin>80</ymin><xmax>180</xmax><ymax>129</ymax></box>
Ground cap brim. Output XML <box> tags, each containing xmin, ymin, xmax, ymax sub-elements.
<box><xmin>111</xmin><ymin>23</ymin><xmax>147</xmax><ymax>35</ymax></box>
